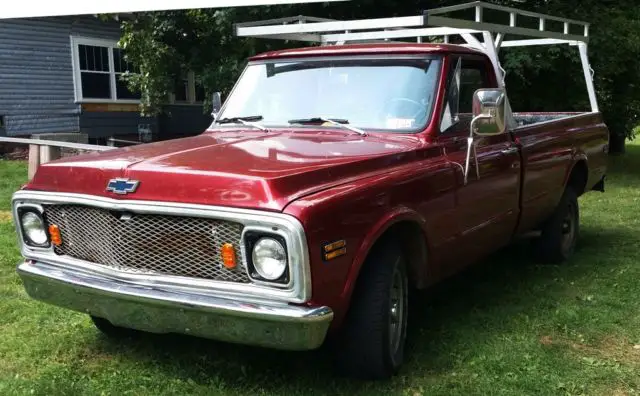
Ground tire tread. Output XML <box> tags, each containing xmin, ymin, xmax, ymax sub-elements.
<box><xmin>334</xmin><ymin>240</ymin><xmax>407</xmax><ymax>380</ymax></box>
<box><xmin>536</xmin><ymin>187</ymin><xmax>580</xmax><ymax>264</ymax></box>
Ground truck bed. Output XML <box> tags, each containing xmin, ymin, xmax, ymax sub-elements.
<box><xmin>512</xmin><ymin>112</ymin><xmax>585</xmax><ymax>127</ymax></box>
<box><xmin>510</xmin><ymin>111</ymin><xmax>609</xmax><ymax>235</ymax></box>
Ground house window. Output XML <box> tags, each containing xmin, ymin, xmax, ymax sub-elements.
<box><xmin>71</xmin><ymin>37</ymin><xmax>141</xmax><ymax>102</ymax></box>
<box><xmin>113</xmin><ymin>48</ymin><xmax>140</xmax><ymax>100</ymax></box>
<box><xmin>173</xmin><ymin>76</ymin><xmax>190</xmax><ymax>102</ymax></box>
<box><xmin>195</xmin><ymin>81</ymin><xmax>206</xmax><ymax>103</ymax></box>
<box><xmin>170</xmin><ymin>71</ymin><xmax>205</xmax><ymax>105</ymax></box>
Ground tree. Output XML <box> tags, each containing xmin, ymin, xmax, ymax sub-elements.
<box><xmin>119</xmin><ymin>0</ymin><xmax>639</xmax><ymax>153</ymax></box>
<box><xmin>496</xmin><ymin>0</ymin><xmax>640</xmax><ymax>153</ymax></box>
<box><xmin>118</xmin><ymin>6</ymin><xmax>305</xmax><ymax>116</ymax></box>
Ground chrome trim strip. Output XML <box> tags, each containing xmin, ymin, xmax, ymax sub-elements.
<box><xmin>11</xmin><ymin>190</ymin><xmax>312</xmax><ymax>304</ymax></box>
<box><xmin>18</xmin><ymin>260</ymin><xmax>332</xmax><ymax>351</ymax></box>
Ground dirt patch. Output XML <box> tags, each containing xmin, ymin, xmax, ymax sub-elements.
<box><xmin>539</xmin><ymin>335</ymin><xmax>553</xmax><ymax>346</ymax></box>
<box><xmin>592</xmin><ymin>336</ymin><xmax>640</xmax><ymax>364</ymax></box>
<box><xmin>610</xmin><ymin>389</ymin><xmax>632</xmax><ymax>396</ymax></box>
<box><xmin>539</xmin><ymin>334</ymin><xmax>640</xmax><ymax>365</ymax></box>
<box><xmin>0</xmin><ymin>211</ymin><xmax>13</xmax><ymax>222</ymax></box>
<box><xmin>591</xmin><ymin>386</ymin><xmax>635</xmax><ymax>396</ymax></box>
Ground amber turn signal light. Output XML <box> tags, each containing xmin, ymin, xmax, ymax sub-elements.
<box><xmin>221</xmin><ymin>243</ymin><xmax>237</xmax><ymax>269</ymax></box>
<box><xmin>48</xmin><ymin>224</ymin><xmax>62</xmax><ymax>246</ymax></box>
<box><xmin>323</xmin><ymin>239</ymin><xmax>347</xmax><ymax>261</ymax></box>
<box><xmin>324</xmin><ymin>247</ymin><xmax>347</xmax><ymax>261</ymax></box>
<box><xmin>323</xmin><ymin>239</ymin><xmax>346</xmax><ymax>253</ymax></box>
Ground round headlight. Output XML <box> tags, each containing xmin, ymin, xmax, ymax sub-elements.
<box><xmin>20</xmin><ymin>211</ymin><xmax>48</xmax><ymax>246</ymax></box>
<box><xmin>251</xmin><ymin>237</ymin><xmax>287</xmax><ymax>281</ymax></box>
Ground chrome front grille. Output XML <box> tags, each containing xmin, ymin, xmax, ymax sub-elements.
<box><xmin>43</xmin><ymin>204</ymin><xmax>250</xmax><ymax>283</ymax></box>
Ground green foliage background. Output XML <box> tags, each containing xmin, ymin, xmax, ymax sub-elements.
<box><xmin>119</xmin><ymin>0</ymin><xmax>640</xmax><ymax>150</ymax></box>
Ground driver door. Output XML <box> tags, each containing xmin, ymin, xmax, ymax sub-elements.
<box><xmin>437</xmin><ymin>54</ymin><xmax>522</xmax><ymax>276</ymax></box>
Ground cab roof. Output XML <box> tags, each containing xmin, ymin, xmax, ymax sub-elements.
<box><xmin>248</xmin><ymin>43</ymin><xmax>485</xmax><ymax>61</ymax></box>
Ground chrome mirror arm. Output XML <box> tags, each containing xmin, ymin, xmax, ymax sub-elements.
<box><xmin>464</xmin><ymin>136</ymin><xmax>474</xmax><ymax>186</ymax></box>
<box><xmin>464</xmin><ymin>114</ymin><xmax>492</xmax><ymax>185</ymax></box>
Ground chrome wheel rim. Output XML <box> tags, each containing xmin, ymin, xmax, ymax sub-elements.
<box><xmin>561</xmin><ymin>202</ymin><xmax>576</xmax><ymax>253</ymax></box>
<box><xmin>389</xmin><ymin>265</ymin><xmax>405</xmax><ymax>355</ymax></box>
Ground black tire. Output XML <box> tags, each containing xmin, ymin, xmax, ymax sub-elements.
<box><xmin>333</xmin><ymin>240</ymin><xmax>409</xmax><ymax>380</ymax></box>
<box><xmin>536</xmin><ymin>187</ymin><xmax>580</xmax><ymax>264</ymax></box>
<box><xmin>90</xmin><ymin>315</ymin><xmax>141</xmax><ymax>339</ymax></box>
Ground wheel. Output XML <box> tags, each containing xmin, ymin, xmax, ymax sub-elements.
<box><xmin>333</xmin><ymin>241</ymin><xmax>409</xmax><ymax>380</ymax></box>
<box><xmin>536</xmin><ymin>186</ymin><xmax>580</xmax><ymax>264</ymax></box>
<box><xmin>90</xmin><ymin>315</ymin><xmax>141</xmax><ymax>339</ymax></box>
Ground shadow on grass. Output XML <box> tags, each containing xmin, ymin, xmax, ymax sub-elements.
<box><xmin>606</xmin><ymin>143</ymin><xmax>640</xmax><ymax>182</ymax></box>
<box><xmin>69</xmin><ymin>221</ymin><xmax>633</xmax><ymax>392</ymax></box>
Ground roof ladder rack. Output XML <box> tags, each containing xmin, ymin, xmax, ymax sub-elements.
<box><xmin>235</xmin><ymin>1</ymin><xmax>589</xmax><ymax>46</ymax></box>
<box><xmin>234</xmin><ymin>1</ymin><xmax>598</xmax><ymax>113</ymax></box>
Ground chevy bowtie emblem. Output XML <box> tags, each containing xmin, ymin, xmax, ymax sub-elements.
<box><xmin>106</xmin><ymin>178</ymin><xmax>140</xmax><ymax>195</ymax></box>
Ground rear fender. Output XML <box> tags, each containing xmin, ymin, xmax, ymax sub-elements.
<box><xmin>563</xmin><ymin>151</ymin><xmax>588</xmax><ymax>187</ymax></box>
<box><xmin>562</xmin><ymin>151</ymin><xmax>592</xmax><ymax>198</ymax></box>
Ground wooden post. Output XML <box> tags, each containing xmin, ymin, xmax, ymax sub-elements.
<box><xmin>39</xmin><ymin>145</ymin><xmax>61</xmax><ymax>164</ymax></box>
<box><xmin>0</xmin><ymin>135</ymin><xmax>116</xmax><ymax>181</ymax></box>
<box><xmin>28</xmin><ymin>144</ymin><xmax>40</xmax><ymax>180</ymax></box>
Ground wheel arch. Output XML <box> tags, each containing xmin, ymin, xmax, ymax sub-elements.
<box><xmin>565</xmin><ymin>156</ymin><xmax>589</xmax><ymax>196</ymax></box>
<box><xmin>341</xmin><ymin>207</ymin><xmax>430</xmax><ymax>306</ymax></box>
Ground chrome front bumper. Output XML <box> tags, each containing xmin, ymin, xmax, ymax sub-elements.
<box><xmin>17</xmin><ymin>260</ymin><xmax>333</xmax><ymax>351</ymax></box>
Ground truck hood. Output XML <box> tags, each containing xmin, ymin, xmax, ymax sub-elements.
<box><xmin>26</xmin><ymin>129</ymin><xmax>422</xmax><ymax>211</ymax></box>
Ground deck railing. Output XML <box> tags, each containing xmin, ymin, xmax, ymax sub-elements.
<box><xmin>0</xmin><ymin>137</ymin><xmax>116</xmax><ymax>180</ymax></box>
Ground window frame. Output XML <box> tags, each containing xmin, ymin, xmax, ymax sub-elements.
<box><xmin>214</xmin><ymin>55</ymin><xmax>443</xmax><ymax>134</ymax></box>
<box><xmin>168</xmin><ymin>71</ymin><xmax>205</xmax><ymax>106</ymax></box>
<box><xmin>458</xmin><ymin>58</ymin><xmax>493</xmax><ymax>115</ymax></box>
<box><xmin>70</xmin><ymin>36</ymin><xmax>141</xmax><ymax>104</ymax></box>
<box><xmin>438</xmin><ymin>53</ymin><xmax>496</xmax><ymax>135</ymax></box>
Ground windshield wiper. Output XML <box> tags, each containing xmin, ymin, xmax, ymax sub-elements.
<box><xmin>288</xmin><ymin>117</ymin><xmax>367</xmax><ymax>137</ymax></box>
<box><xmin>215</xmin><ymin>115</ymin><xmax>268</xmax><ymax>131</ymax></box>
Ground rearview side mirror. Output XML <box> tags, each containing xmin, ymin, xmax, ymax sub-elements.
<box><xmin>462</xmin><ymin>88</ymin><xmax>509</xmax><ymax>186</ymax></box>
<box><xmin>211</xmin><ymin>92</ymin><xmax>222</xmax><ymax>120</ymax></box>
<box><xmin>471</xmin><ymin>88</ymin><xmax>507</xmax><ymax>136</ymax></box>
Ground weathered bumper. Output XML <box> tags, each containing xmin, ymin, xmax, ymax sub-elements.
<box><xmin>17</xmin><ymin>260</ymin><xmax>333</xmax><ymax>351</ymax></box>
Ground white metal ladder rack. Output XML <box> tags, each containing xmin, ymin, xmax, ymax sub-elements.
<box><xmin>234</xmin><ymin>1</ymin><xmax>599</xmax><ymax>113</ymax></box>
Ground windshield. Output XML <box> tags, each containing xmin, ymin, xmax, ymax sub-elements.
<box><xmin>217</xmin><ymin>56</ymin><xmax>442</xmax><ymax>133</ymax></box>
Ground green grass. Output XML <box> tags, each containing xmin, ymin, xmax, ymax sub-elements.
<box><xmin>1</xmin><ymin>144</ymin><xmax>639</xmax><ymax>396</ymax></box>
<box><xmin>0</xmin><ymin>160</ymin><xmax>27</xmax><ymax>212</ymax></box>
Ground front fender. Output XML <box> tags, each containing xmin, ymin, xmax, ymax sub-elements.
<box><xmin>283</xmin><ymin>155</ymin><xmax>455</xmax><ymax>329</ymax></box>
<box><xmin>340</xmin><ymin>206</ymin><xmax>429</xmax><ymax>302</ymax></box>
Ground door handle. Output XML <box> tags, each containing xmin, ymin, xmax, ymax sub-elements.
<box><xmin>500</xmin><ymin>146</ymin><xmax>519</xmax><ymax>155</ymax></box>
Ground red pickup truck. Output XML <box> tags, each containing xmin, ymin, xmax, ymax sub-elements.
<box><xmin>11</xmin><ymin>42</ymin><xmax>609</xmax><ymax>379</ymax></box>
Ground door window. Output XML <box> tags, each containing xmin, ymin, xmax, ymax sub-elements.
<box><xmin>441</xmin><ymin>56</ymin><xmax>493</xmax><ymax>133</ymax></box>
<box><xmin>459</xmin><ymin>60</ymin><xmax>491</xmax><ymax>114</ymax></box>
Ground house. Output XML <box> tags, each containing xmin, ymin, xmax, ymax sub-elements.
<box><xmin>0</xmin><ymin>15</ymin><xmax>212</xmax><ymax>145</ymax></box>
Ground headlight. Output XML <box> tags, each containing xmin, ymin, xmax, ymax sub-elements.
<box><xmin>20</xmin><ymin>211</ymin><xmax>49</xmax><ymax>246</ymax></box>
<box><xmin>251</xmin><ymin>237</ymin><xmax>287</xmax><ymax>281</ymax></box>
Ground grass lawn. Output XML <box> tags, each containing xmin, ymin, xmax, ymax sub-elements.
<box><xmin>0</xmin><ymin>160</ymin><xmax>28</xmax><ymax>216</ymax></box>
<box><xmin>0</xmin><ymin>142</ymin><xmax>639</xmax><ymax>396</ymax></box>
